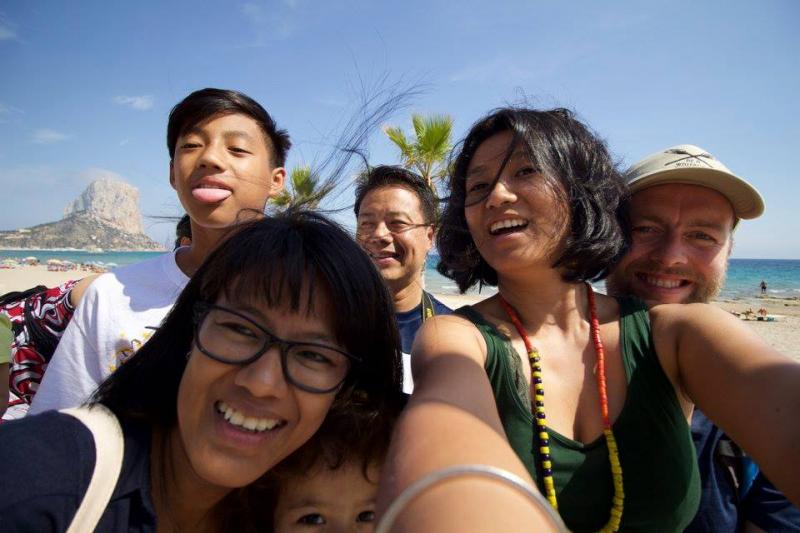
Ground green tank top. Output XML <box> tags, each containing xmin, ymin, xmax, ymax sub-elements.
<box><xmin>457</xmin><ymin>297</ymin><xmax>700</xmax><ymax>532</ymax></box>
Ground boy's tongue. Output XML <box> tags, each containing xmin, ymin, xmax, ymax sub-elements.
<box><xmin>192</xmin><ymin>188</ymin><xmax>232</xmax><ymax>203</ymax></box>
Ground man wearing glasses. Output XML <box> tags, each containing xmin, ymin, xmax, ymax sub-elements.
<box><xmin>354</xmin><ymin>166</ymin><xmax>451</xmax><ymax>393</ymax></box>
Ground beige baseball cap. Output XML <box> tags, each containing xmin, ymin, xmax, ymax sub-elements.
<box><xmin>626</xmin><ymin>144</ymin><xmax>765</xmax><ymax>219</ymax></box>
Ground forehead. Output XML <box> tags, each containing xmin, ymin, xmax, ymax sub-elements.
<box><xmin>630</xmin><ymin>183</ymin><xmax>736</xmax><ymax>227</ymax></box>
<box><xmin>467</xmin><ymin>131</ymin><xmax>519</xmax><ymax>172</ymax></box>
<box><xmin>279</xmin><ymin>461</ymin><xmax>377</xmax><ymax>507</ymax></box>
<box><xmin>359</xmin><ymin>185</ymin><xmax>425</xmax><ymax>218</ymax></box>
<box><xmin>182</xmin><ymin>112</ymin><xmax>272</xmax><ymax>149</ymax></box>
<box><xmin>219</xmin><ymin>276</ymin><xmax>334</xmax><ymax>330</ymax></box>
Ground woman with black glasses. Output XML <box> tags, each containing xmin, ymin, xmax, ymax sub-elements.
<box><xmin>0</xmin><ymin>210</ymin><xmax>403</xmax><ymax>532</ymax></box>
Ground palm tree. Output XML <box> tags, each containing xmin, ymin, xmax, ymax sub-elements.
<box><xmin>383</xmin><ymin>113</ymin><xmax>453</xmax><ymax>190</ymax></box>
<box><xmin>272</xmin><ymin>165</ymin><xmax>331</xmax><ymax>209</ymax></box>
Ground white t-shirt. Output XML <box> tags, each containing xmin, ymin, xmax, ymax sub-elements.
<box><xmin>29</xmin><ymin>250</ymin><xmax>189</xmax><ymax>414</ymax></box>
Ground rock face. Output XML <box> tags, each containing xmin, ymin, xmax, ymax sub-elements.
<box><xmin>63</xmin><ymin>179</ymin><xmax>144</xmax><ymax>235</ymax></box>
<box><xmin>0</xmin><ymin>179</ymin><xmax>164</xmax><ymax>251</ymax></box>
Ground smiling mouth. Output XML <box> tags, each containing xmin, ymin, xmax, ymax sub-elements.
<box><xmin>489</xmin><ymin>218</ymin><xmax>529</xmax><ymax>235</ymax></box>
<box><xmin>215</xmin><ymin>401</ymin><xmax>286</xmax><ymax>433</ymax></box>
<box><xmin>368</xmin><ymin>250</ymin><xmax>400</xmax><ymax>262</ymax></box>
<box><xmin>636</xmin><ymin>273</ymin><xmax>690</xmax><ymax>289</ymax></box>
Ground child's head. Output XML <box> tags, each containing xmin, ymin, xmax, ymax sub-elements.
<box><xmin>270</xmin><ymin>392</ymin><xmax>404</xmax><ymax>532</ymax></box>
<box><xmin>273</xmin><ymin>457</ymin><xmax>380</xmax><ymax>532</ymax></box>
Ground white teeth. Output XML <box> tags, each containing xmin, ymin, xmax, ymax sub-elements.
<box><xmin>216</xmin><ymin>401</ymin><xmax>283</xmax><ymax>433</ymax></box>
<box><xmin>489</xmin><ymin>218</ymin><xmax>528</xmax><ymax>234</ymax></box>
<box><xmin>196</xmin><ymin>185</ymin><xmax>227</xmax><ymax>190</ymax></box>
<box><xmin>644</xmin><ymin>276</ymin><xmax>683</xmax><ymax>289</ymax></box>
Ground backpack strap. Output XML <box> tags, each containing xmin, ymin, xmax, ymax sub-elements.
<box><xmin>62</xmin><ymin>405</ymin><xmax>125</xmax><ymax>533</ymax></box>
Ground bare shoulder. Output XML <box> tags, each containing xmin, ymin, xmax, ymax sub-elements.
<box><xmin>649</xmin><ymin>302</ymin><xmax>750</xmax><ymax>339</ymax></box>
<box><xmin>69</xmin><ymin>274</ymin><xmax>101</xmax><ymax>308</ymax></box>
<box><xmin>413</xmin><ymin>310</ymin><xmax>489</xmax><ymax>367</ymax></box>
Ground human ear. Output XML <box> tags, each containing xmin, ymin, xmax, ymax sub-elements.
<box><xmin>169</xmin><ymin>161</ymin><xmax>176</xmax><ymax>190</ymax></box>
<box><xmin>270</xmin><ymin>167</ymin><xmax>287</xmax><ymax>196</ymax></box>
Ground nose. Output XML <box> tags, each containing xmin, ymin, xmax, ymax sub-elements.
<box><xmin>483</xmin><ymin>176</ymin><xmax>517</xmax><ymax>209</ymax></box>
<box><xmin>234</xmin><ymin>345</ymin><xmax>290</xmax><ymax>398</ymax></box>
<box><xmin>648</xmin><ymin>231</ymin><xmax>688</xmax><ymax>266</ymax></box>
<box><xmin>197</xmin><ymin>140</ymin><xmax>226</xmax><ymax>171</ymax></box>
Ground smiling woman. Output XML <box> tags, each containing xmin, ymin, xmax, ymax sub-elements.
<box><xmin>0</xmin><ymin>210</ymin><xmax>403</xmax><ymax>532</ymax></box>
<box><xmin>379</xmin><ymin>107</ymin><xmax>800</xmax><ymax>532</ymax></box>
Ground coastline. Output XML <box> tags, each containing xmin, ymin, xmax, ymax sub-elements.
<box><xmin>1</xmin><ymin>265</ymin><xmax>798</xmax><ymax>360</ymax></box>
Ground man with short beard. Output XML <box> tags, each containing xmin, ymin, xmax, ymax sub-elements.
<box><xmin>607</xmin><ymin>145</ymin><xmax>799</xmax><ymax>531</ymax></box>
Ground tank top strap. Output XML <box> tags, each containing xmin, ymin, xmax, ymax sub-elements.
<box><xmin>616</xmin><ymin>296</ymin><xmax>655</xmax><ymax>380</ymax></box>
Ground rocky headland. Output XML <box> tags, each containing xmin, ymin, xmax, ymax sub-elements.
<box><xmin>0</xmin><ymin>178</ymin><xmax>164</xmax><ymax>251</ymax></box>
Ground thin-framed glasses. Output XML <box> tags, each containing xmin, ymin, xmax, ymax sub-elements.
<box><xmin>355</xmin><ymin>219</ymin><xmax>432</xmax><ymax>239</ymax></box>
<box><xmin>193</xmin><ymin>302</ymin><xmax>360</xmax><ymax>394</ymax></box>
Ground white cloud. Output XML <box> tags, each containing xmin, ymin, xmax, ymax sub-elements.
<box><xmin>238</xmin><ymin>2</ymin><xmax>294</xmax><ymax>46</ymax></box>
<box><xmin>0</xmin><ymin>103</ymin><xmax>23</xmax><ymax>123</ymax></box>
<box><xmin>114</xmin><ymin>95</ymin><xmax>154</xmax><ymax>110</ymax></box>
<box><xmin>31</xmin><ymin>129</ymin><xmax>70</xmax><ymax>144</ymax></box>
<box><xmin>119</xmin><ymin>138</ymin><xmax>130</xmax><ymax>146</ymax></box>
<box><xmin>0</xmin><ymin>14</ymin><xmax>16</xmax><ymax>41</ymax></box>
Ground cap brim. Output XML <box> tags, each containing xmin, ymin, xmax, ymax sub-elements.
<box><xmin>629</xmin><ymin>168</ymin><xmax>765</xmax><ymax>219</ymax></box>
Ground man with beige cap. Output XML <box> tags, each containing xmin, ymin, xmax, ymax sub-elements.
<box><xmin>608</xmin><ymin>144</ymin><xmax>799</xmax><ymax>531</ymax></box>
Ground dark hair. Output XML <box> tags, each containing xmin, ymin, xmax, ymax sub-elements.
<box><xmin>93</xmin><ymin>209</ymin><xmax>403</xmax><ymax>427</ymax></box>
<box><xmin>353</xmin><ymin>165</ymin><xmax>439</xmax><ymax>227</ymax></box>
<box><xmin>438</xmin><ymin>107</ymin><xmax>629</xmax><ymax>292</ymax></box>
<box><xmin>173</xmin><ymin>214</ymin><xmax>192</xmax><ymax>250</ymax></box>
<box><xmin>166</xmin><ymin>88</ymin><xmax>291</xmax><ymax>167</ymax></box>
<box><xmin>258</xmin><ymin>392</ymin><xmax>405</xmax><ymax>527</ymax></box>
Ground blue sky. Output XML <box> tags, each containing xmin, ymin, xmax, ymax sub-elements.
<box><xmin>1</xmin><ymin>0</ymin><xmax>798</xmax><ymax>257</ymax></box>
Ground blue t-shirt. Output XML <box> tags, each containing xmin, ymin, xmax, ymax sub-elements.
<box><xmin>0</xmin><ymin>410</ymin><xmax>156</xmax><ymax>532</ymax></box>
<box><xmin>686</xmin><ymin>409</ymin><xmax>800</xmax><ymax>532</ymax></box>
<box><xmin>396</xmin><ymin>292</ymin><xmax>451</xmax><ymax>393</ymax></box>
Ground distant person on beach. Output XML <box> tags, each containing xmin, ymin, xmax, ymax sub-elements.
<box><xmin>761</xmin><ymin>279</ymin><xmax>768</xmax><ymax>295</ymax></box>
<box><xmin>606</xmin><ymin>144</ymin><xmax>799</xmax><ymax>531</ymax></box>
<box><xmin>29</xmin><ymin>88</ymin><xmax>289</xmax><ymax>415</ymax></box>
<box><xmin>354</xmin><ymin>165</ymin><xmax>451</xmax><ymax>393</ymax></box>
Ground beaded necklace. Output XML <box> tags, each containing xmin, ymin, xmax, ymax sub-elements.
<box><xmin>499</xmin><ymin>283</ymin><xmax>624</xmax><ymax>532</ymax></box>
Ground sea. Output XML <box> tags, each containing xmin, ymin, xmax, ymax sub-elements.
<box><xmin>1</xmin><ymin>249</ymin><xmax>798</xmax><ymax>301</ymax></box>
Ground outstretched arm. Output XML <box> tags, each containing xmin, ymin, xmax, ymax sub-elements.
<box><xmin>652</xmin><ymin>304</ymin><xmax>800</xmax><ymax>505</ymax></box>
<box><xmin>376</xmin><ymin>315</ymin><xmax>559</xmax><ymax>532</ymax></box>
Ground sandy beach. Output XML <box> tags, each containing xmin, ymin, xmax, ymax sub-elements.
<box><xmin>2</xmin><ymin>265</ymin><xmax>799</xmax><ymax>360</ymax></box>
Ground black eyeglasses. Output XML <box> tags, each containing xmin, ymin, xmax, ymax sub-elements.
<box><xmin>193</xmin><ymin>302</ymin><xmax>360</xmax><ymax>394</ymax></box>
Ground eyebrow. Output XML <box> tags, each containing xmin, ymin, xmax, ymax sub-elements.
<box><xmin>466</xmin><ymin>150</ymin><xmax>528</xmax><ymax>179</ymax></box>
<box><xmin>182</xmin><ymin>128</ymin><xmax>256</xmax><ymax>142</ymax></box>
<box><xmin>632</xmin><ymin>214</ymin><xmax>730</xmax><ymax>232</ymax></box>
<box><xmin>287</xmin><ymin>497</ymin><xmax>376</xmax><ymax>510</ymax></box>
<box><xmin>359</xmin><ymin>210</ymin><xmax>414</xmax><ymax>220</ymax></box>
<box><xmin>228</xmin><ymin>302</ymin><xmax>338</xmax><ymax>345</ymax></box>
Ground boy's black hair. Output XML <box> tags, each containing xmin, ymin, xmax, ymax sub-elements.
<box><xmin>353</xmin><ymin>165</ymin><xmax>439</xmax><ymax>227</ymax></box>
<box><xmin>167</xmin><ymin>88</ymin><xmax>291</xmax><ymax>167</ymax></box>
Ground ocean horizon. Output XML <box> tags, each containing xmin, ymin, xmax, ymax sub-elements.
<box><xmin>1</xmin><ymin>249</ymin><xmax>798</xmax><ymax>301</ymax></box>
